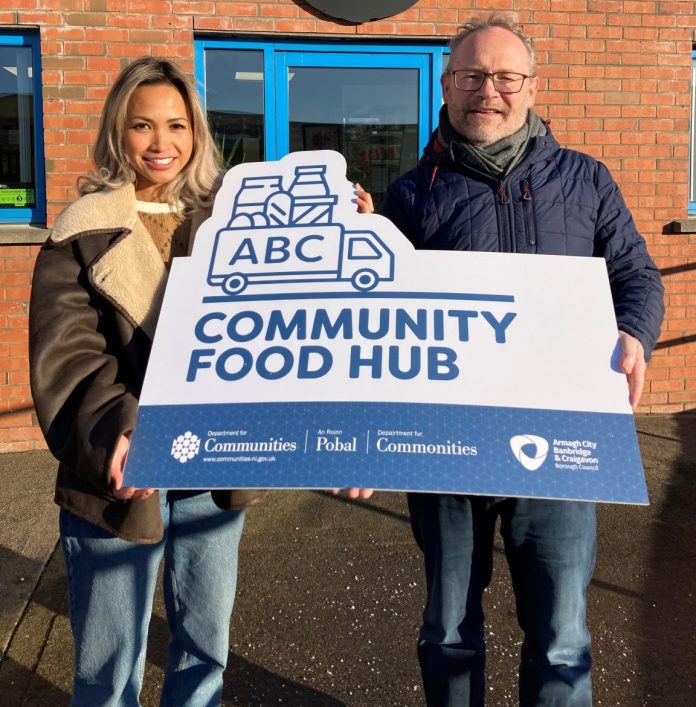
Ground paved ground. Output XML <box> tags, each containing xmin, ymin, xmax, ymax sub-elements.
<box><xmin>0</xmin><ymin>413</ymin><xmax>694</xmax><ymax>706</ymax></box>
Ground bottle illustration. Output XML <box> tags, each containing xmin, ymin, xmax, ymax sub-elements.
<box><xmin>229</xmin><ymin>175</ymin><xmax>283</xmax><ymax>228</ymax></box>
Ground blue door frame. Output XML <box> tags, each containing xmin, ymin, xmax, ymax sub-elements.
<box><xmin>194</xmin><ymin>38</ymin><xmax>448</xmax><ymax>163</ymax></box>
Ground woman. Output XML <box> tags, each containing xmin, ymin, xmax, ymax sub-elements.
<box><xmin>29</xmin><ymin>57</ymin><xmax>260</xmax><ymax>706</ymax></box>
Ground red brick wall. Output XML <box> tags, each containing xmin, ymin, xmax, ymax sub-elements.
<box><xmin>1</xmin><ymin>0</ymin><xmax>695</xmax><ymax>451</ymax></box>
<box><xmin>0</xmin><ymin>245</ymin><xmax>43</xmax><ymax>452</ymax></box>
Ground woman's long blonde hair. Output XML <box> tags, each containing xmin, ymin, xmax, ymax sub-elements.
<box><xmin>78</xmin><ymin>57</ymin><xmax>222</xmax><ymax>211</ymax></box>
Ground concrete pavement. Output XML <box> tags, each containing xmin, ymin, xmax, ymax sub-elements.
<box><xmin>0</xmin><ymin>413</ymin><xmax>694</xmax><ymax>706</ymax></box>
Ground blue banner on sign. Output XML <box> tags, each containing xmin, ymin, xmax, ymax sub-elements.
<box><xmin>124</xmin><ymin>402</ymin><xmax>647</xmax><ymax>504</ymax></box>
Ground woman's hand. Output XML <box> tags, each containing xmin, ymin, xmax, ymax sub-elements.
<box><xmin>354</xmin><ymin>183</ymin><xmax>375</xmax><ymax>214</ymax></box>
<box><xmin>110</xmin><ymin>435</ymin><xmax>156</xmax><ymax>500</ymax></box>
<box><xmin>332</xmin><ymin>487</ymin><xmax>374</xmax><ymax>500</ymax></box>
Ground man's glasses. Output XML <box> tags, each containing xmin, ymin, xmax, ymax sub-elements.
<box><xmin>447</xmin><ymin>70</ymin><xmax>534</xmax><ymax>94</ymax></box>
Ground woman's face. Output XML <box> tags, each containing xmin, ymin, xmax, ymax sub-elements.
<box><xmin>123</xmin><ymin>83</ymin><xmax>194</xmax><ymax>202</ymax></box>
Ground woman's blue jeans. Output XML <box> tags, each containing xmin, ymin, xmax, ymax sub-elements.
<box><xmin>60</xmin><ymin>491</ymin><xmax>245</xmax><ymax>707</ymax></box>
<box><xmin>408</xmin><ymin>493</ymin><xmax>596</xmax><ymax>707</ymax></box>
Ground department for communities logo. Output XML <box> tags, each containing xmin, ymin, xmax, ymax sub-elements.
<box><xmin>171</xmin><ymin>431</ymin><xmax>201</xmax><ymax>464</ymax></box>
<box><xmin>510</xmin><ymin>434</ymin><xmax>549</xmax><ymax>471</ymax></box>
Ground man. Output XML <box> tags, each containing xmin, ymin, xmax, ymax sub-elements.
<box><xmin>379</xmin><ymin>14</ymin><xmax>664</xmax><ymax>707</ymax></box>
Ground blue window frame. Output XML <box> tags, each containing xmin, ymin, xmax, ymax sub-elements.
<box><xmin>0</xmin><ymin>30</ymin><xmax>45</xmax><ymax>224</ymax></box>
<box><xmin>195</xmin><ymin>38</ymin><xmax>448</xmax><ymax>208</ymax></box>
<box><xmin>690</xmin><ymin>48</ymin><xmax>696</xmax><ymax>215</ymax></box>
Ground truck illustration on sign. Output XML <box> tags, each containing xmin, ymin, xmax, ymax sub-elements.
<box><xmin>208</xmin><ymin>164</ymin><xmax>394</xmax><ymax>296</ymax></box>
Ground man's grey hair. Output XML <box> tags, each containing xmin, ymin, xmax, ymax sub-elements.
<box><xmin>447</xmin><ymin>14</ymin><xmax>537</xmax><ymax>75</ymax></box>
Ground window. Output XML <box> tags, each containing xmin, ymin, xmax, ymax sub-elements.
<box><xmin>195</xmin><ymin>38</ymin><xmax>448</xmax><ymax>209</ymax></box>
<box><xmin>690</xmin><ymin>48</ymin><xmax>696</xmax><ymax>215</ymax></box>
<box><xmin>0</xmin><ymin>31</ymin><xmax>45</xmax><ymax>224</ymax></box>
<box><xmin>204</xmin><ymin>48</ymin><xmax>265</xmax><ymax>168</ymax></box>
<box><xmin>349</xmin><ymin>237</ymin><xmax>382</xmax><ymax>260</ymax></box>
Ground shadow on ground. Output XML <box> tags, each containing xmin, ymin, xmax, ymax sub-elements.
<box><xmin>633</xmin><ymin>413</ymin><xmax>696</xmax><ymax>705</ymax></box>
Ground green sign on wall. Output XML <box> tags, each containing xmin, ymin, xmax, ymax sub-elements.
<box><xmin>0</xmin><ymin>189</ymin><xmax>35</xmax><ymax>206</ymax></box>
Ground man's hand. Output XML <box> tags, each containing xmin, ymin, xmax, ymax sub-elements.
<box><xmin>332</xmin><ymin>488</ymin><xmax>374</xmax><ymax>500</ymax></box>
<box><xmin>110</xmin><ymin>435</ymin><xmax>156</xmax><ymax>501</ymax></box>
<box><xmin>618</xmin><ymin>331</ymin><xmax>646</xmax><ymax>411</ymax></box>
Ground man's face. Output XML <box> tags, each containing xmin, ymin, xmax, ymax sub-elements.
<box><xmin>441</xmin><ymin>26</ymin><xmax>539</xmax><ymax>147</ymax></box>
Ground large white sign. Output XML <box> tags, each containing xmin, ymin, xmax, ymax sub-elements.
<box><xmin>125</xmin><ymin>151</ymin><xmax>646</xmax><ymax>504</ymax></box>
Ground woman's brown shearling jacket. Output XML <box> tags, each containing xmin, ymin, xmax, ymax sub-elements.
<box><xmin>29</xmin><ymin>184</ymin><xmax>263</xmax><ymax>543</ymax></box>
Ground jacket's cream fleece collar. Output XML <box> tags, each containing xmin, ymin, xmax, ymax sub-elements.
<box><xmin>50</xmin><ymin>184</ymin><xmax>167</xmax><ymax>340</ymax></box>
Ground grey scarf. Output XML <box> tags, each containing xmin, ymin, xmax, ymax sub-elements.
<box><xmin>438</xmin><ymin>105</ymin><xmax>547</xmax><ymax>178</ymax></box>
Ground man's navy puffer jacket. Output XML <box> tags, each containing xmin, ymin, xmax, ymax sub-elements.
<box><xmin>380</xmin><ymin>128</ymin><xmax>665</xmax><ymax>357</ymax></box>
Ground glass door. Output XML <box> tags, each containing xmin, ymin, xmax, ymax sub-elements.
<box><xmin>275</xmin><ymin>52</ymin><xmax>430</xmax><ymax>209</ymax></box>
